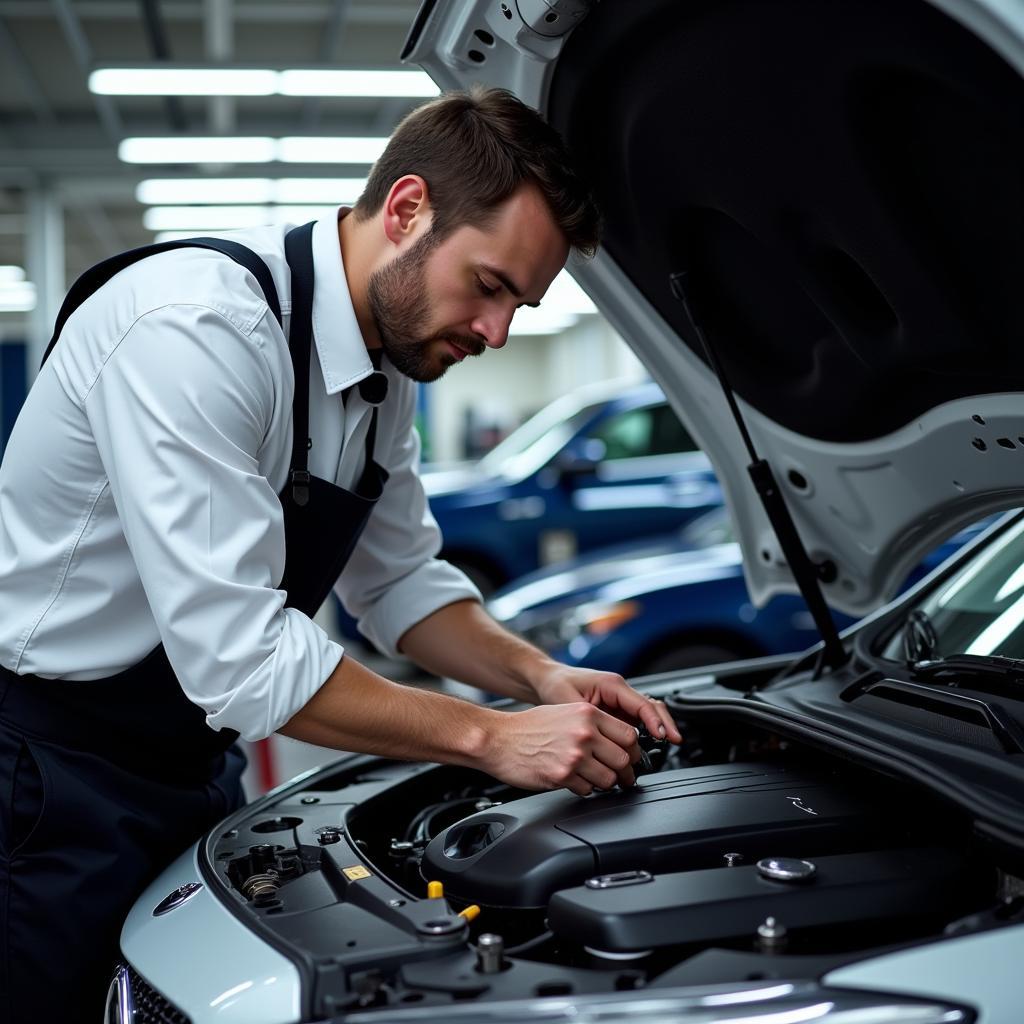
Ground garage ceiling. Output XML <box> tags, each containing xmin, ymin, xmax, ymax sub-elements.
<box><xmin>0</xmin><ymin>0</ymin><xmax>425</xmax><ymax>282</ymax></box>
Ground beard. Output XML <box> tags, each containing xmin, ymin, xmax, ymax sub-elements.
<box><xmin>366</xmin><ymin>230</ymin><xmax>486</xmax><ymax>383</ymax></box>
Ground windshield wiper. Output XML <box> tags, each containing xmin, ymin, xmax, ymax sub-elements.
<box><xmin>911</xmin><ymin>653</ymin><xmax>1024</xmax><ymax>684</ymax></box>
<box><xmin>902</xmin><ymin>609</ymin><xmax>938</xmax><ymax>664</ymax></box>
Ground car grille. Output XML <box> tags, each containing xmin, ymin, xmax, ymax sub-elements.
<box><xmin>128</xmin><ymin>965</ymin><xmax>192</xmax><ymax>1024</ymax></box>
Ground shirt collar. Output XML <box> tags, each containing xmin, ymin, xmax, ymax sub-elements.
<box><xmin>310</xmin><ymin>208</ymin><xmax>375</xmax><ymax>396</ymax></box>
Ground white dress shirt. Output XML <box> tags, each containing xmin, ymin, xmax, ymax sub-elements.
<box><xmin>0</xmin><ymin>211</ymin><xmax>479</xmax><ymax>741</ymax></box>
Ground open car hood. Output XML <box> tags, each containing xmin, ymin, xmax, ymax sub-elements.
<box><xmin>404</xmin><ymin>0</ymin><xmax>1024</xmax><ymax>617</ymax></box>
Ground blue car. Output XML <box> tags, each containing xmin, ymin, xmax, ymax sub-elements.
<box><xmin>487</xmin><ymin>507</ymin><xmax>993</xmax><ymax>675</ymax></box>
<box><xmin>335</xmin><ymin>379</ymin><xmax>721</xmax><ymax>642</ymax></box>
<box><xmin>421</xmin><ymin>378</ymin><xmax>720</xmax><ymax>593</ymax></box>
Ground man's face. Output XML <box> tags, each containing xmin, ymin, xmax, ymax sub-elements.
<box><xmin>366</xmin><ymin>184</ymin><xmax>569</xmax><ymax>382</ymax></box>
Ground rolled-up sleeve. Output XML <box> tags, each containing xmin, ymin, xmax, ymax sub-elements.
<box><xmin>84</xmin><ymin>304</ymin><xmax>342</xmax><ymax>740</ymax></box>
<box><xmin>336</xmin><ymin>377</ymin><xmax>481</xmax><ymax>657</ymax></box>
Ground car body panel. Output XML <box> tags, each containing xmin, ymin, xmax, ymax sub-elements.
<box><xmin>119</xmin><ymin>845</ymin><xmax>302</xmax><ymax>1024</ymax></box>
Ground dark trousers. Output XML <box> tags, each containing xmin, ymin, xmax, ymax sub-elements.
<box><xmin>0</xmin><ymin>722</ymin><xmax>245</xmax><ymax>1023</ymax></box>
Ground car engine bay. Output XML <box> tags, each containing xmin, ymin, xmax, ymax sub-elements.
<box><xmin>200</xmin><ymin>675</ymin><xmax>1023</xmax><ymax>1020</ymax></box>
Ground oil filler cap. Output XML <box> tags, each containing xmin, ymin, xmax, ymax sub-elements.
<box><xmin>756</xmin><ymin>857</ymin><xmax>816</xmax><ymax>883</ymax></box>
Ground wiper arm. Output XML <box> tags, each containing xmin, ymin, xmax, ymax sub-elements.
<box><xmin>902</xmin><ymin>609</ymin><xmax>938</xmax><ymax>664</ymax></box>
<box><xmin>912</xmin><ymin>653</ymin><xmax>1024</xmax><ymax>684</ymax></box>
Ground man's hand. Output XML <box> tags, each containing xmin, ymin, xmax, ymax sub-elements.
<box><xmin>531</xmin><ymin>663</ymin><xmax>683</xmax><ymax>745</ymax></box>
<box><xmin>481</xmin><ymin>702</ymin><xmax>643</xmax><ymax>795</ymax></box>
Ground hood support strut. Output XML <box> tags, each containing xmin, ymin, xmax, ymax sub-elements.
<box><xmin>670</xmin><ymin>272</ymin><xmax>849</xmax><ymax>673</ymax></box>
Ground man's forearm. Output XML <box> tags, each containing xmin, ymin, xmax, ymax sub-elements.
<box><xmin>397</xmin><ymin>599</ymin><xmax>555</xmax><ymax>702</ymax></box>
<box><xmin>278</xmin><ymin>646</ymin><xmax>648</xmax><ymax>797</ymax></box>
<box><xmin>279</xmin><ymin>650</ymin><xmax>499</xmax><ymax>765</ymax></box>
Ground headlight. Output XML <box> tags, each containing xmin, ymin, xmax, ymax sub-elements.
<box><xmin>522</xmin><ymin>600</ymin><xmax>641</xmax><ymax>653</ymax></box>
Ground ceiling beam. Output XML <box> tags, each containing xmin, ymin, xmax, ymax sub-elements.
<box><xmin>0</xmin><ymin>17</ymin><xmax>57</xmax><ymax>126</ymax></box>
<box><xmin>205</xmin><ymin>0</ymin><xmax>235</xmax><ymax>134</ymax></box>
<box><xmin>302</xmin><ymin>0</ymin><xmax>351</xmax><ymax>130</ymax></box>
<box><xmin>139</xmin><ymin>0</ymin><xmax>189</xmax><ymax>131</ymax></box>
<box><xmin>50</xmin><ymin>0</ymin><xmax>125</xmax><ymax>140</ymax></box>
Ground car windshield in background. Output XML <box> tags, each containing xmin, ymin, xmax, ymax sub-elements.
<box><xmin>477</xmin><ymin>400</ymin><xmax>594</xmax><ymax>480</ymax></box>
<box><xmin>883</xmin><ymin>515</ymin><xmax>1024</xmax><ymax>662</ymax></box>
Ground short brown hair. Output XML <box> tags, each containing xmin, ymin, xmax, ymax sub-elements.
<box><xmin>353</xmin><ymin>85</ymin><xmax>601</xmax><ymax>258</ymax></box>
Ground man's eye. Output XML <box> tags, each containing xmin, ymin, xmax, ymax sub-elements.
<box><xmin>476</xmin><ymin>277</ymin><xmax>499</xmax><ymax>298</ymax></box>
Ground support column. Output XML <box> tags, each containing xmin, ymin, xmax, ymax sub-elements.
<box><xmin>26</xmin><ymin>184</ymin><xmax>65</xmax><ymax>375</ymax></box>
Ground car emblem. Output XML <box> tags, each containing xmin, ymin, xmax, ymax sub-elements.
<box><xmin>153</xmin><ymin>881</ymin><xmax>203</xmax><ymax>916</ymax></box>
<box><xmin>786</xmin><ymin>795</ymin><xmax>818</xmax><ymax>815</ymax></box>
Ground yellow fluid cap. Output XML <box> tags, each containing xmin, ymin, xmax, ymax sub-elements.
<box><xmin>427</xmin><ymin>881</ymin><xmax>444</xmax><ymax>899</ymax></box>
<box><xmin>458</xmin><ymin>904</ymin><xmax>481</xmax><ymax>922</ymax></box>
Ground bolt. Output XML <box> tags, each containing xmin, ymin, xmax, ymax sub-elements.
<box><xmin>316</xmin><ymin>826</ymin><xmax>342</xmax><ymax>845</ymax></box>
<box><xmin>390</xmin><ymin>839</ymin><xmax>415</xmax><ymax>854</ymax></box>
<box><xmin>476</xmin><ymin>933</ymin><xmax>505</xmax><ymax>974</ymax></box>
<box><xmin>301</xmin><ymin>796</ymin><xmax>320</xmax><ymax>805</ymax></box>
<box><xmin>388</xmin><ymin>898</ymin><xmax>406</xmax><ymax>909</ymax></box>
<box><xmin>723</xmin><ymin>852</ymin><xmax>743</xmax><ymax>867</ymax></box>
<box><xmin>757</xmin><ymin>916</ymin><xmax>788</xmax><ymax>950</ymax></box>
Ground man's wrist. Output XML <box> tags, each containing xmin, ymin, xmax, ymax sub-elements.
<box><xmin>453</xmin><ymin>702</ymin><xmax>503</xmax><ymax>771</ymax></box>
<box><xmin>499</xmin><ymin>644</ymin><xmax>557</xmax><ymax>703</ymax></box>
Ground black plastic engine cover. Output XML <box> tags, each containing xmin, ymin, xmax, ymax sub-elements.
<box><xmin>548</xmin><ymin>846</ymin><xmax>970</xmax><ymax>951</ymax></box>
<box><xmin>423</xmin><ymin>763</ymin><xmax>909</xmax><ymax>909</ymax></box>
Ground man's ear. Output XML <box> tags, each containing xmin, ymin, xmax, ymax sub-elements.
<box><xmin>382</xmin><ymin>175</ymin><xmax>432</xmax><ymax>246</ymax></box>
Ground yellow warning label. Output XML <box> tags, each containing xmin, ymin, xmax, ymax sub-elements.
<box><xmin>343</xmin><ymin>865</ymin><xmax>371</xmax><ymax>881</ymax></box>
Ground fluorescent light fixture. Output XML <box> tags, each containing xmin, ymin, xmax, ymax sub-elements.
<box><xmin>91</xmin><ymin>66</ymin><xmax>437</xmax><ymax>99</ymax></box>
<box><xmin>278</xmin><ymin>69</ymin><xmax>439</xmax><ymax>97</ymax></box>
<box><xmin>90</xmin><ymin>67</ymin><xmax>277</xmax><ymax>96</ymax></box>
<box><xmin>0</xmin><ymin>265</ymin><xmax>27</xmax><ymax>284</ymax></box>
<box><xmin>137</xmin><ymin>179</ymin><xmax>275</xmax><ymax>204</ymax></box>
<box><xmin>0</xmin><ymin>280</ymin><xmax>37</xmax><ymax>312</ymax></box>
<box><xmin>119</xmin><ymin>137</ymin><xmax>386</xmax><ymax>166</ymax></box>
<box><xmin>144</xmin><ymin>205</ymin><xmax>337</xmax><ymax>231</ymax></box>
<box><xmin>274</xmin><ymin>178</ymin><xmax>366</xmax><ymax>203</ymax></box>
<box><xmin>137</xmin><ymin>178</ymin><xmax>366</xmax><ymax>205</ymax></box>
<box><xmin>120</xmin><ymin>137</ymin><xmax>277</xmax><ymax>164</ymax></box>
<box><xmin>277</xmin><ymin>137</ymin><xmax>388</xmax><ymax>164</ymax></box>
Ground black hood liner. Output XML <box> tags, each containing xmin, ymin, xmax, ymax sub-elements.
<box><xmin>549</xmin><ymin>0</ymin><xmax>1024</xmax><ymax>443</ymax></box>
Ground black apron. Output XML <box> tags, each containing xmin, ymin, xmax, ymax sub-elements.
<box><xmin>0</xmin><ymin>223</ymin><xmax>388</xmax><ymax>1022</ymax></box>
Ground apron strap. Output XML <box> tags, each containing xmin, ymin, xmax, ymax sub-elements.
<box><xmin>283</xmin><ymin>222</ymin><xmax>316</xmax><ymax>505</ymax></box>
<box><xmin>41</xmin><ymin>237</ymin><xmax>283</xmax><ymax>367</ymax></box>
<box><xmin>283</xmin><ymin>222</ymin><xmax>389</xmax><ymax>506</ymax></box>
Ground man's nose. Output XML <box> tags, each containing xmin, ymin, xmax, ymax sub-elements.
<box><xmin>471</xmin><ymin>307</ymin><xmax>514</xmax><ymax>350</ymax></box>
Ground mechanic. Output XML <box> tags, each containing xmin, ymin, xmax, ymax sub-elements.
<box><xmin>0</xmin><ymin>86</ymin><xmax>681</xmax><ymax>1019</ymax></box>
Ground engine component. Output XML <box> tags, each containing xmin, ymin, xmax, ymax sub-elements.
<box><xmin>757</xmin><ymin>857</ymin><xmax>817</xmax><ymax>882</ymax></box>
<box><xmin>424</xmin><ymin>762</ymin><xmax>921</xmax><ymax>908</ymax></box>
<box><xmin>476</xmin><ymin>933</ymin><xmax>505</xmax><ymax>974</ymax></box>
<box><xmin>757</xmin><ymin>916</ymin><xmax>788</xmax><ymax>951</ymax></box>
<box><xmin>548</xmin><ymin>847</ymin><xmax>973</xmax><ymax>952</ymax></box>
<box><xmin>240</xmin><ymin>872</ymin><xmax>280</xmax><ymax>902</ymax></box>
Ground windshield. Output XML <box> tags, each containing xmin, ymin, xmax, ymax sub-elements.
<box><xmin>882</xmin><ymin>515</ymin><xmax>1024</xmax><ymax>661</ymax></box>
<box><xmin>477</xmin><ymin>399</ymin><xmax>598</xmax><ymax>481</ymax></box>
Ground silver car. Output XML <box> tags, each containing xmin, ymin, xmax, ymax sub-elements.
<box><xmin>111</xmin><ymin>1</ymin><xmax>1024</xmax><ymax>1021</ymax></box>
